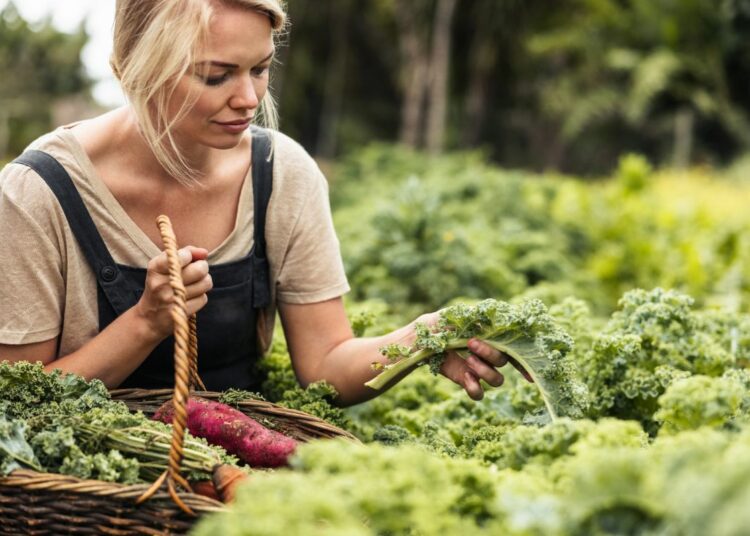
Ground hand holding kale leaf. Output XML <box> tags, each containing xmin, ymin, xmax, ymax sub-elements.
<box><xmin>365</xmin><ymin>299</ymin><xmax>589</xmax><ymax>419</ymax></box>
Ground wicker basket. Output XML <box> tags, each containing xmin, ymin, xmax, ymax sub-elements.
<box><xmin>0</xmin><ymin>397</ymin><xmax>354</xmax><ymax>535</ymax></box>
<box><xmin>0</xmin><ymin>216</ymin><xmax>356</xmax><ymax>535</ymax></box>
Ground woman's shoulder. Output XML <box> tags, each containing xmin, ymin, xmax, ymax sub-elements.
<box><xmin>268</xmin><ymin>130</ymin><xmax>322</xmax><ymax>177</ymax></box>
<box><xmin>265</xmin><ymin>129</ymin><xmax>329</xmax><ymax>204</ymax></box>
<box><xmin>0</xmin><ymin>127</ymin><xmax>72</xmax><ymax>203</ymax></box>
<box><xmin>0</xmin><ymin>136</ymin><xmax>69</xmax><ymax>248</ymax></box>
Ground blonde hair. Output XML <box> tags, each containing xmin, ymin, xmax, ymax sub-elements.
<box><xmin>111</xmin><ymin>0</ymin><xmax>287</xmax><ymax>185</ymax></box>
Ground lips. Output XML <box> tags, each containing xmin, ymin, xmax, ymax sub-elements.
<box><xmin>215</xmin><ymin>118</ymin><xmax>252</xmax><ymax>126</ymax></box>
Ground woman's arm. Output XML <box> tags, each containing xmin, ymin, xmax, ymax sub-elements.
<box><xmin>279</xmin><ymin>298</ymin><xmax>508</xmax><ymax>406</ymax></box>
<box><xmin>0</xmin><ymin>246</ymin><xmax>212</xmax><ymax>389</ymax></box>
<box><xmin>0</xmin><ymin>308</ymin><xmax>163</xmax><ymax>388</ymax></box>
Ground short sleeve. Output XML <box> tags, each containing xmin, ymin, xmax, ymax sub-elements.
<box><xmin>273</xmin><ymin>161</ymin><xmax>350</xmax><ymax>304</ymax></box>
<box><xmin>0</xmin><ymin>164</ymin><xmax>64</xmax><ymax>344</ymax></box>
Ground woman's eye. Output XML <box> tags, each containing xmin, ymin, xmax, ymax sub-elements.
<box><xmin>251</xmin><ymin>66</ymin><xmax>270</xmax><ymax>77</ymax></box>
<box><xmin>204</xmin><ymin>73</ymin><xmax>229</xmax><ymax>86</ymax></box>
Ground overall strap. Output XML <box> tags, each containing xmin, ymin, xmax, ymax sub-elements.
<box><xmin>250</xmin><ymin>127</ymin><xmax>274</xmax><ymax>308</ymax></box>
<box><xmin>12</xmin><ymin>150</ymin><xmax>133</xmax><ymax>315</ymax></box>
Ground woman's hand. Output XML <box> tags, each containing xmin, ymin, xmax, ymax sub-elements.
<box><xmin>416</xmin><ymin>312</ymin><xmax>533</xmax><ymax>401</ymax></box>
<box><xmin>133</xmin><ymin>246</ymin><xmax>213</xmax><ymax>341</ymax></box>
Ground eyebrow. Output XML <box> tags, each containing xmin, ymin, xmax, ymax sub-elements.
<box><xmin>196</xmin><ymin>50</ymin><xmax>275</xmax><ymax>69</ymax></box>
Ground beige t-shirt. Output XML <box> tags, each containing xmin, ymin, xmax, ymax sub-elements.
<box><xmin>0</xmin><ymin>126</ymin><xmax>350</xmax><ymax>356</ymax></box>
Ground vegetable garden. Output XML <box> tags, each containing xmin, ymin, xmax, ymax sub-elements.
<box><xmin>4</xmin><ymin>146</ymin><xmax>750</xmax><ymax>534</ymax></box>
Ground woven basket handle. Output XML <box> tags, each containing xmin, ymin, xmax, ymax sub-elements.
<box><xmin>136</xmin><ymin>215</ymin><xmax>204</xmax><ymax>515</ymax></box>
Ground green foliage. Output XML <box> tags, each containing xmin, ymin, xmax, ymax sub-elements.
<box><xmin>527</xmin><ymin>0</ymin><xmax>750</xmax><ymax>168</ymax></box>
<box><xmin>615</xmin><ymin>153</ymin><xmax>652</xmax><ymax>192</ymax></box>
<box><xmin>0</xmin><ymin>3</ymin><xmax>92</xmax><ymax>158</ymax></box>
<box><xmin>368</xmin><ymin>298</ymin><xmax>589</xmax><ymax>420</ymax></box>
<box><xmin>655</xmin><ymin>373</ymin><xmax>747</xmax><ymax>433</ymax></box>
<box><xmin>462</xmin><ymin>418</ymin><xmax>647</xmax><ymax>470</ymax></box>
<box><xmin>194</xmin><ymin>424</ymin><xmax>750</xmax><ymax>535</ymax></box>
<box><xmin>579</xmin><ymin>288</ymin><xmax>743</xmax><ymax>433</ymax></box>
<box><xmin>192</xmin><ymin>440</ymin><xmax>499</xmax><ymax>536</ymax></box>
<box><xmin>333</xmin><ymin>145</ymin><xmax>750</xmax><ymax>317</ymax></box>
<box><xmin>0</xmin><ymin>416</ymin><xmax>41</xmax><ymax>474</ymax></box>
<box><xmin>0</xmin><ymin>361</ymin><xmax>235</xmax><ymax>482</ymax></box>
<box><xmin>253</xmin><ymin>334</ymin><xmax>352</xmax><ymax>430</ymax></box>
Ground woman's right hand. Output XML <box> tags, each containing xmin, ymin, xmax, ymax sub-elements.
<box><xmin>134</xmin><ymin>246</ymin><xmax>213</xmax><ymax>340</ymax></box>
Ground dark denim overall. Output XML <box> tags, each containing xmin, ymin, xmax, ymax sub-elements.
<box><xmin>13</xmin><ymin>128</ymin><xmax>273</xmax><ymax>391</ymax></box>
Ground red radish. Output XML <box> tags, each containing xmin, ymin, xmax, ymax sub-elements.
<box><xmin>153</xmin><ymin>397</ymin><xmax>298</xmax><ymax>468</ymax></box>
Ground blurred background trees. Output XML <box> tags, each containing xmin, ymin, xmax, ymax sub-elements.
<box><xmin>3</xmin><ymin>0</ymin><xmax>750</xmax><ymax>175</ymax></box>
<box><xmin>0</xmin><ymin>3</ymin><xmax>92</xmax><ymax>158</ymax></box>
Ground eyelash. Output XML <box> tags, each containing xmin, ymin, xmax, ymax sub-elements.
<box><xmin>204</xmin><ymin>66</ymin><xmax>270</xmax><ymax>87</ymax></box>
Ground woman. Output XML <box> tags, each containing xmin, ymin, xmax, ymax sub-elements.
<box><xmin>0</xmin><ymin>0</ymin><xmax>514</xmax><ymax>405</ymax></box>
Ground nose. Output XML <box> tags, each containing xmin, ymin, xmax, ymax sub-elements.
<box><xmin>229</xmin><ymin>74</ymin><xmax>260</xmax><ymax>110</ymax></box>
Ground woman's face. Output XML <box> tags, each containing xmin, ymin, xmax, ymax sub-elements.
<box><xmin>168</xmin><ymin>3</ymin><xmax>275</xmax><ymax>150</ymax></box>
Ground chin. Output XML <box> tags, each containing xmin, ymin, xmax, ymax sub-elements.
<box><xmin>204</xmin><ymin>133</ymin><xmax>247</xmax><ymax>150</ymax></box>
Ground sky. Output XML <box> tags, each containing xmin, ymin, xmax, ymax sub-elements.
<box><xmin>1</xmin><ymin>0</ymin><xmax>125</xmax><ymax>107</ymax></box>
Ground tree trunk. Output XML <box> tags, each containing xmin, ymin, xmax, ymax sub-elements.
<box><xmin>395</xmin><ymin>0</ymin><xmax>430</xmax><ymax>148</ymax></box>
<box><xmin>316</xmin><ymin>1</ymin><xmax>350</xmax><ymax>157</ymax></box>
<box><xmin>672</xmin><ymin>107</ymin><xmax>694</xmax><ymax>169</ymax></box>
<box><xmin>461</xmin><ymin>2</ymin><xmax>500</xmax><ymax>147</ymax></box>
<box><xmin>425</xmin><ymin>0</ymin><xmax>457</xmax><ymax>155</ymax></box>
<box><xmin>0</xmin><ymin>107</ymin><xmax>8</xmax><ymax>159</ymax></box>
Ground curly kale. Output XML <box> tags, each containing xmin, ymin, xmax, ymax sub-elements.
<box><xmin>462</xmin><ymin>418</ymin><xmax>647</xmax><ymax>469</ymax></box>
<box><xmin>193</xmin><ymin>439</ymin><xmax>499</xmax><ymax>536</ymax></box>
<box><xmin>0</xmin><ymin>361</ymin><xmax>237</xmax><ymax>483</ymax></box>
<box><xmin>655</xmin><ymin>373</ymin><xmax>748</xmax><ymax>434</ymax></box>
<box><xmin>0</xmin><ymin>360</ymin><xmax>114</xmax><ymax>420</ymax></box>
<box><xmin>253</xmin><ymin>338</ymin><xmax>353</xmax><ymax>430</ymax></box>
<box><xmin>366</xmin><ymin>298</ymin><xmax>589</xmax><ymax>420</ymax></box>
<box><xmin>579</xmin><ymin>288</ymin><xmax>745</xmax><ymax>433</ymax></box>
<box><xmin>0</xmin><ymin>416</ymin><xmax>42</xmax><ymax>474</ymax></box>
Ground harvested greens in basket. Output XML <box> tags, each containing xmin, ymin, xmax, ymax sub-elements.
<box><xmin>0</xmin><ymin>361</ymin><xmax>237</xmax><ymax>483</ymax></box>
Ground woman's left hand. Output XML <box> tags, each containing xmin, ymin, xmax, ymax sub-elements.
<box><xmin>441</xmin><ymin>338</ymin><xmax>533</xmax><ymax>400</ymax></box>
<box><xmin>415</xmin><ymin>312</ymin><xmax>533</xmax><ymax>401</ymax></box>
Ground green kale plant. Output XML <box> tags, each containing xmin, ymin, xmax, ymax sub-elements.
<box><xmin>366</xmin><ymin>298</ymin><xmax>589</xmax><ymax>420</ymax></box>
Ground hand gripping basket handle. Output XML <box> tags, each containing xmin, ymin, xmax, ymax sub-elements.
<box><xmin>136</xmin><ymin>215</ymin><xmax>205</xmax><ymax>515</ymax></box>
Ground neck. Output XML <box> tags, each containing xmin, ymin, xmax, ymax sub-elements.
<box><xmin>120</xmin><ymin>106</ymin><xmax>214</xmax><ymax>185</ymax></box>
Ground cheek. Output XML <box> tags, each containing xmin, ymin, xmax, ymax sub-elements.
<box><xmin>256</xmin><ymin>76</ymin><xmax>270</xmax><ymax>99</ymax></box>
<box><xmin>187</xmin><ymin>91</ymin><xmax>227</xmax><ymax>121</ymax></box>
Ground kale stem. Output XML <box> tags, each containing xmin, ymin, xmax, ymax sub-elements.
<box><xmin>365</xmin><ymin>348</ymin><xmax>434</xmax><ymax>389</ymax></box>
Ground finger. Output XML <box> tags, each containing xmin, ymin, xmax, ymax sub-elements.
<box><xmin>184</xmin><ymin>274</ymin><xmax>213</xmax><ymax>299</ymax></box>
<box><xmin>181</xmin><ymin>260</ymin><xmax>210</xmax><ymax>285</ymax></box>
<box><xmin>465</xmin><ymin>354</ymin><xmax>505</xmax><ymax>387</ymax></box>
<box><xmin>148</xmin><ymin>247</ymin><xmax>194</xmax><ymax>274</ymax></box>
<box><xmin>467</xmin><ymin>339</ymin><xmax>507</xmax><ymax>367</ymax></box>
<box><xmin>186</xmin><ymin>294</ymin><xmax>209</xmax><ymax>316</ymax></box>
<box><xmin>463</xmin><ymin>371</ymin><xmax>484</xmax><ymax>401</ymax></box>
<box><xmin>186</xmin><ymin>246</ymin><xmax>209</xmax><ymax>262</ymax></box>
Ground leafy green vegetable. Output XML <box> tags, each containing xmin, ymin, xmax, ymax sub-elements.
<box><xmin>579</xmin><ymin>288</ymin><xmax>743</xmax><ymax>433</ymax></box>
<box><xmin>0</xmin><ymin>416</ymin><xmax>42</xmax><ymax>473</ymax></box>
<box><xmin>654</xmin><ymin>374</ymin><xmax>746</xmax><ymax>434</ymax></box>
<box><xmin>366</xmin><ymin>298</ymin><xmax>589</xmax><ymax>420</ymax></box>
<box><xmin>253</xmin><ymin>336</ymin><xmax>353</xmax><ymax>430</ymax></box>
<box><xmin>0</xmin><ymin>361</ymin><xmax>236</xmax><ymax>482</ymax></box>
<box><xmin>193</xmin><ymin>439</ymin><xmax>499</xmax><ymax>536</ymax></box>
